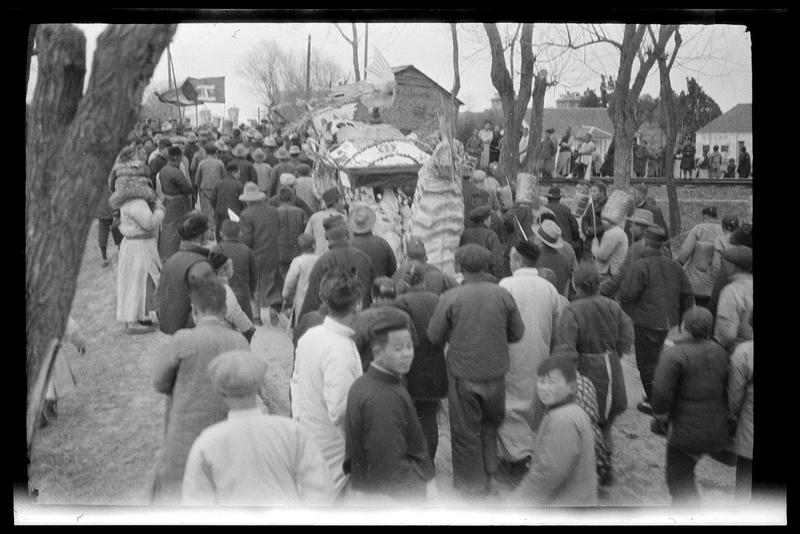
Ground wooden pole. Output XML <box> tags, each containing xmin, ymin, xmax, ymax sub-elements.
<box><xmin>306</xmin><ymin>34</ymin><xmax>311</xmax><ymax>101</ymax></box>
<box><xmin>364</xmin><ymin>23</ymin><xmax>368</xmax><ymax>79</ymax></box>
<box><xmin>167</xmin><ymin>43</ymin><xmax>182</xmax><ymax>124</ymax></box>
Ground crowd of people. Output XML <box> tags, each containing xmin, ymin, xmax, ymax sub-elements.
<box><xmin>45</xmin><ymin>113</ymin><xmax>754</xmax><ymax>510</ymax></box>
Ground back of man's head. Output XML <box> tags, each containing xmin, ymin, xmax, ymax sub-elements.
<box><xmin>321</xmin><ymin>268</ymin><xmax>363</xmax><ymax>317</ymax></box>
<box><xmin>158</xmin><ymin>138</ymin><xmax>172</xmax><ymax>151</ymax></box>
<box><xmin>371</xmin><ymin>277</ymin><xmax>397</xmax><ymax>302</ymax></box>
<box><xmin>190</xmin><ymin>279</ymin><xmax>227</xmax><ymax>317</ymax></box>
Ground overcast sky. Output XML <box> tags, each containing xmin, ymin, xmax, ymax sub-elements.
<box><xmin>27</xmin><ymin>21</ymin><xmax>752</xmax><ymax>122</ymax></box>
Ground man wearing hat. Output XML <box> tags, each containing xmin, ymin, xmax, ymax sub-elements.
<box><xmin>182</xmin><ymin>350</ymin><xmax>337</xmax><ymax>506</ymax></box>
<box><xmin>591</xmin><ymin>208</ymin><xmax>629</xmax><ymax>288</ymax></box>
<box><xmin>149</xmin><ymin>137</ymin><xmax>172</xmax><ymax>188</ymax></box>
<box><xmin>713</xmin><ymin>246</ymin><xmax>752</xmax><ymax>352</ymax></box>
<box><xmin>288</xmin><ymin>143</ymin><xmax>304</xmax><ymax>168</ymax></box>
<box><xmin>392</xmin><ymin>237</ymin><xmax>457</xmax><ymax>296</ymax></box>
<box><xmin>156</xmin><ymin>146</ymin><xmax>196</xmax><ymax>262</ymax></box>
<box><xmin>496</xmin><ymin>239</ymin><xmax>562</xmax><ymax>469</ymax></box>
<box><xmin>184</xmin><ymin>132</ymin><xmax>200</xmax><ymax>171</ymax></box>
<box><xmin>263</xmin><ymin>136</ymin><xmax>280</xmax><ymax>167</ymax></box>
<box><xmin>299</xmin><ymin>215</ymin><xmax>376</xmax><ymax>319</ymax></box>
<box><xmin>348</xmin><ymin>204</ymin><xmax>398</xmax><ymax>279</ymax></box>
<box><xmin>539</xmin><ymin>128</ymin><xmax>558</xmax><ymax>180</ymax></box>
<box><xmin>545</xmin><ymin>186</ymin><xmax>581</xmax><ymax>257</ymax></box>
<box><xmin>427</xmin><ymin>244</ymin><xmax>526</xmax><ymax>497</ymax></box>
<box><xmin>251</xmin><ymin>147</ymin><xmax>274</xmax><ymax>197</ymax></box>
<box><xmin>151</xmin><ymin>280</ymin><xmax>251</xmax><ymax>504</ymax></box>
<box><xmin>462</xmin><ymin>169</ymin><xmax>494</xmax><ymax>229</ymax></box>
<box><xmin>231</xmin><ymin>144</ymin><xmax>258</xmax><ymax>186</ymax></box>
<box><xmin>532</xmin><ymin>219</ymin><xmax>572</xmax><ymax>297</ymax></box>
<box><xmin>344</xmin><ymin>307</ymin><xmax>437</xmax><ymax>503</ymax></box>
<box><xmin>294</xmin><ymin>163</ymin><xmax>319</xmax><ymax>213</ymax></box>
<box><xmin>238</xmin><ymin>182</ymin><xmax>282</xmax><ymax>324</ymax></box>
<box><xmin>470</xmin><ymin>170</ymin><xmax>500</xmax><ymax>212</ymax></box>
<box><xmin>619</xmin><ymin>226</ymin><xmax>695</xmax><ymax>415</ymax></box>
<box><xmin>460</xmin><ymin>205</ymin><xmax>506</xmax><ymax>279</ymax></box>
<box><xmin>268</xmin><ymin>173</ymin><xmax>313</xmax><ymax>217</ymax></box>
<box><xmin>631</xmin><ymin>183</ymin><xmax>668</xmax><ymax>238</ymax></box>
<box><xmin>305</xmin><ymin>187</ymin><xmax>347</xmax><ymax>255</ymax></box>
<box><xmin>195</xmin><ymin>144</ymin><xmax>227</xmax><ymax>233</ymax></box>
<box><xmin>599</xmin><ymin>207</ymin><xmax>662</xmax><ymax>298</ymax></box>
<box><xmin>580</xmin><ymin>180</ymin><xmax>607</xmax><ymax>260</ymax></box>
<box><xmin>209</xmin><ymin>162</ymin><xmax>245</xmax><ymax>241</ymax></box>
<box><xmin>212</xmin><ymin>220</ymin><xmax>259</xmax><ymax>322</ymax></box>
<box><xmin>270</xmin><ymin>146</ymin><xmax>295</xmax><ymax>189</ymax></box>
<box><xmin>275</xmin><ymin>186</ymin><xmax>310</xmax><ymax>284</ymax></box>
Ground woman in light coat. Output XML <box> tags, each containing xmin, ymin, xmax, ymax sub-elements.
<box><xmin>677</xmin><ymin>206</ymin><xmax>724</xmax><ymax>309</ymax></box>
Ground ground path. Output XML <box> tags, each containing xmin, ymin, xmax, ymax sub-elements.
<box><xmin>27</xmin><ymin>221</ymin><xmax>736</xmax><ymax>507</ymax></box>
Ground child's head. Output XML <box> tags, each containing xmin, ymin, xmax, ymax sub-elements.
<box><xmin>370</xmin><ymin>309</ymin><xmax>415</xmax><ymax>376</ymax></box>
<box><xmin>536</xmin><ymin>351</ymin><xmax>578</xmax><ymax>407</ymax></box>
<box><xmin>298</xmin><ymin>233</ymin><xmax>316</xmax><ymax>254</ymax></box>
<box><xmin>220</xmin><ymin>220</ymin><xmax>240</xmax><ymax>241</ymax></box>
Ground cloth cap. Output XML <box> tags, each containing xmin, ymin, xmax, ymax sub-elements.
<box><xmin>239</xmin><ymin>182</ymin><xmax>267</xmax><ymax>202</ymax></box>
<box><xmin>349</xmin><ymin>204</ymin><xmax>377</xmax><ymax>234</ymax></box>
<box><xmin>723</xmin><ymin>245</ymin><xmax>753</xmax><ymax>272</ymax></box>
<box><xmin>572</xmin><ymin>262</ymin><xmax>600</xmax><ymax>293</ymax></box>
<box><xmin>537</xmin><ymin>220</ymin><xmax>564</xmax><ymax>249</ymax></box>
<box><xmin>280</xmin><ymin>173</ymin><xmax>296</xmax><ymax>187</ymax></box>
<box><xmin>514</xmin><ymin>239</ymin><xmax>541</xmax><ymax>262</ymax></box>
<box><xmin>208</xmin><ymin>350</ymin><xmax>267</xmax><ymax>398</ymax></box>
<box><xmin>322</xmin><ymin>187</ymin><xmax>341</xmax><ymax>206</ymax></box>
<box><xmin>468</xmin><ymin>204</ymin><xmax>492</xmax><ymax>223</ymax></box>
<box><xmin>627</xmin><ymin>208</ymin><xmax>656</xmax><ymax>227</ymax></box>
<box><xmin>645</xmin><ymin>226</ymin><xmax>668</xmax><ymax>243</ymax></box>
<box><xmin>455</xmin><ymin>244</ymin><xmax>492</xmax><ymax>273</ymax></box>
<box><xmin>323</xmin><ymin>214</ymin><xmax>347</xmax><ymax>232</ymax></box>
<box><xmin>545</xmin><ymin>127</ymin><xmax>555</xmax><ymax>134</ymax></box>
<box><xmin>232</xmin><ymin>144</ymin><xmax>248</xmax><ymax>158</ymax></box>
<box><xmin>220</xmin><ymin>219</ymin><xmax>240</xmax><ymax>238</ymax></box>
<box><xmin>275</xmin><ymin>147</ymin><xmax>290</xmax><ymax>160</ymax></box>
<box><xmin>546</xmin><ymin>186</ymin><xmax>561</xmax><ymax>200</ymax></box>
<box><xmin>289</xmin><ymin>145</ymin><xmax>301</xmax><ymax>155</ymax></box>
<box><xmin>405</xmin><ymin>237</ymin><xmax>427</xmax><ymax>261</ymax></box>
<box><xmin>369</xmin><ymin>307</ymin><xmax>410</xmax><ymax>341</ymax></box>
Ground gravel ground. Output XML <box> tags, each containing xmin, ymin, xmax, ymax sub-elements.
<box><xmin>27</xmin><ymin>220</ymin><xmax>736</xmax><ymax>509</ymax></box>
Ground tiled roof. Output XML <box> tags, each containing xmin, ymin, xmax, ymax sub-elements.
<box><xmin>529</xmin><ymin>107</ymin><xmax>615</xmax><ymax>138</ymax></box>
<box><xmin>696</xmin><ymin>103</ymin><xmax>752</xmax><ymax>134</ymax></box>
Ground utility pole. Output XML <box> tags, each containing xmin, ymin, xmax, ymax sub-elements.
<box><xmin>306</xmin><ymin>34</ymin><xmax>311</xmax><ymax>101</ymax></box>
<box><xmin>364</xmin><ymin>23</ymin><xmax>368</xmax><ymax>79</ymax></box>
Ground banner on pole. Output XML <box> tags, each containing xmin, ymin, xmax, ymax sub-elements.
<box><xmin>156</xmin><ymin>77</ymin><xmax>226</xmax><ymax>107</ymax></box>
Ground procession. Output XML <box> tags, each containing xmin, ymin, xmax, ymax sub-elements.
<box><xmin>23</xmin><ymin>20</ymin><xmax>762</xmax><ymax>524</ymax></box>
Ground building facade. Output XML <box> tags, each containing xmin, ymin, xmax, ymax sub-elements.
<box><xmin>695</xmin><ymin>103</ymin><xmax>753</xmax><ymax>173</ymax></box>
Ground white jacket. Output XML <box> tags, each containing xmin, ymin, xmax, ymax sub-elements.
<box><xmin>290</xmin><ymin>316</ymin><xmax>363</xmax><ymax>494</ymax></box>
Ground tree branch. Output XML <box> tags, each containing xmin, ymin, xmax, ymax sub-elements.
<box><xmin>333</xmin><ymin>23</ymin><xmax>353</xmax><ymax>45</ymax></box>
<box><xmin>667</xmin><ymin>29</ymin><xmax>682</xmax><ymax>72</ymax></box>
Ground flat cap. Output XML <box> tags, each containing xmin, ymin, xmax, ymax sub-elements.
<box><xmin>469</xmin><ymin>204</ymin><xmax>492</xmax><ymax>222</ymax></box>
<box><xmin>455</xmin><ymin>243</ymin><xmax>492</xmax><ymax>273</ymax></box>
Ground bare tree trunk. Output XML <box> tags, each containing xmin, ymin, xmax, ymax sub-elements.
<box><xmin>351</xmin><ymin>23</ymin><xmax>361</xmax><ymax>82</ymax></box>
<box><xmin>26</xmin><ymin>24</ymin><xmax>176</xmax><ymax>442</ymax></box>
<box><xmin>524</xmin><ymin>70</ymin><xmax>548</xmax><ymax>172</ymax></box>
<box><xmin>656</xmin><ymin>27</ymin><xmax>682</xmax><ymax>236</ymax></box>
<box><xmin>451</xmin><ymin>23</ymin><xmax>460</xmax><ymax>98</ymax></box>
<box><xmin>485</xmin><ymin>23</ymin><xmax>534</xmax><ymax>182</ymax></box>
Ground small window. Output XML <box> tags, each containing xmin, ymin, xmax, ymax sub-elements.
<box><xmin>721</xmin><ymin>145</ymin><xmax>729</xmax><ymax>153</ymax></box>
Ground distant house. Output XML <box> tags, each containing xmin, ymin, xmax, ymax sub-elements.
<box><xmin>354</xmin><ymin>65</ymin><xmax>464</xmax><ymax>137</ymax></box>
<box><xmin>695</xmin><ymin>103</ymin><xmax>752</xmax><ymax>169</ymax></box>
<box><xmin>531</xmin><ymin>107</ymin><xmax>615</xmax><ymax>160</ymax></box>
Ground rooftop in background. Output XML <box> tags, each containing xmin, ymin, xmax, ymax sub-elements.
<box><xmin>392</xmin><ymin>65</ymin><xmax>465</xmax><ymax>107</ymax></box>
<box><xmin>532</xmin><ymin>107</ymin><xmax>615</xmax><ymax>138</ymax></box>
<box><xmin>697</xmin><ymin>103</ymin><xmax>752</xmax><ymax>134</ymax></box>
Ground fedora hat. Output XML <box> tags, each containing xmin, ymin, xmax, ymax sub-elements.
<box><xmin>239</xmin><ymin>182</ymin><xmax>267</xmax><ymax>202</ymax></box>
<box><xmin>348</xmin><ymin>204</ymin><xmax>377</xmax><ymax>235</ymax></box>
<box><xmin>537</xmin><ymin>219</ymin><xmax>564</xmax><ymax>249</ymax></box>
<box><xmin>627</xmin><ymin>208</ymin><xmax>656</xmax><ymax>227</ymax></box>
<box><xmin>232</xmin><ymin>144</ymin><xmax>249</xmax><ymax>158</ymax></box>
<box><xmin>546</xmin><ymin>186</ymin><xmax>561</xmax><ymax>200</ymax></box>
<box><xmin>275</xmin><ymin>147</ymin><xmax>290</xmax><ymax>160</ymax></box>
<box><xmin>252</xmin><ymin>148</ymin><xmax>267</xmax><ymax>162</ymax></box>
<box><xmin>289</xmin><ymin>144</ymin><xmax>301</xmax><ymax>155</ymax></box>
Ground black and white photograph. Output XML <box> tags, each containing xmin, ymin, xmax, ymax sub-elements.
<box><xmin>18</xmin><ymin>9</ymin><xmax>783</xmax><ymax>526</ymax></box>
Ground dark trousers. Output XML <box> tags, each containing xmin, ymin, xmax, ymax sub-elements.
<box><xmin>448</xmin><ymin>375</ymin><xmax>505</xmax><ymax>494</ymax></box>
<box><xmin>634</xmin><ymin>325</ymin><xmax>669</xmax><ymax>401</ymax></box>
<box><xmin>97</xmin><ymin>218</ymin><xmax>123</xmax><ymax>259</ymax></box>
<box><xmin>414</xmin><ymin>399</ymin><xmax>440</xmax><ymax>464</ymax></box>
<box><xmin>666</xmin><ymin>444</ymin><xmax>700</xmax><ymax>504</ymax></box>
<box><xmin>735</xmin><ymin>456</ymin><xmax>753</xmax><ymax>503</ymax></box>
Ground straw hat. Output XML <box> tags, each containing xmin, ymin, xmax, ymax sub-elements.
<box><xmin>536</xmin><ymin>220</ymin><xmax>564</xmax><ymax>249</ymax></box>
<box><xmin>232</xmin><ymin>144</ymin><xmax>249</xmax><ymax>158</ymax></box>
<box><xmin>348</xmin><ymin>204</ymin><xmax>377</xmax><ymax>235</ymax></box>
<box><xmin>239</xmin><ymin>182</ymin><xmax>267</xmax><ymax>202</ymax></box>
